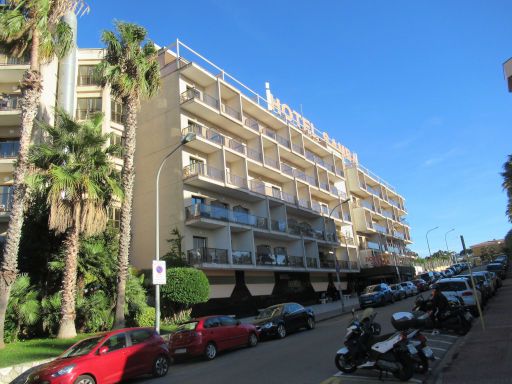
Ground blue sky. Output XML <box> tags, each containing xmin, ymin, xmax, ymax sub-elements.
<box><xmin>77</xmin><ymin>0</ymin><xmax>512</xmax><ymax>256</ymax></box>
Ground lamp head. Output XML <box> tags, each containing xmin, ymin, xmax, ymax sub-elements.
<box><xmin>181</xmin><ymin>132</ymin><xmax>196</xmax><ymax>144</ymax></box>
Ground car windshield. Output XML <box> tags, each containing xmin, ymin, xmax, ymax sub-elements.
<box><xmin>487</xmin><ymin>264</ymin><xmax>503</xmax><ymax>270</ymax></box>
<box><xmin>61</xmin><ymin>336</ymin><xmax>103</xmax><ymax>358</ymax></box>
<box><xmin>176</xmin><ymin>322</ymin><xmax>198</xmax><ymax>331</ymax></box>
<box><xmin>437</xmin><ymin>281</ymin><xmax>467</xmax><ymax>291</ymax></box>
<box><xmin>256</xmin><ymin>306</ymin><xmax>282</xmax><ymax>319</ymax></box>
<box><xmin>364</xmin><ymin>285</ymin><xmax>380</xmax><ymax>293</ymax></box>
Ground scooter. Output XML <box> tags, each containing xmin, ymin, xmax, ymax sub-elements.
<box><xmin>334</xmin><ymin>308</ymin><xmax>418</xmax><ymax>381</ymax></box>
<box><xmin>413</xmin><ymin>295</ymin><xmax>472</xmax><ymax>335</ymax></box>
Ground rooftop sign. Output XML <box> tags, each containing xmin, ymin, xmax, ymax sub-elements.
<box><xmin>265</xmin><ymin>84</ymin><xmax>358</xmax><ymax>164</ymax></box>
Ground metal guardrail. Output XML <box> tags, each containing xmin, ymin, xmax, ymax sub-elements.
<box><xmin>183</xmin><ymin>163</ymin><xmax>224</xmax><ymax>182</ymax></box>
<box><xmin>187</xmin><ymin>248</ymin><xmax>228</xmax><ymax>265</ymax></box>
<box><xmin>0</xmin><ymin>141</ymin><xmax>19</xmax><ymax>158</ymax></box>
<box><xmin>185</xmin><ymin>203</ymin><xmax>268</xmax><ymax>229</ymax></box>
<box><xmin>0</xmin><ymin>95</ymin><xmax>21</xmax><ymax>111</ymax></box>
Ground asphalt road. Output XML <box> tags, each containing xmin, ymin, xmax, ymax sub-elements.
<box><xmin>135</xmin><ymin>291</ymin><xmax>460</xmax><ymax>384</ymax></box>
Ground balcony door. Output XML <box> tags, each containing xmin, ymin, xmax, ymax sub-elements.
<box><xmin>193</xmin><ymin>237</ymin><xmax>207</xmax><ymax>261</ymax></box>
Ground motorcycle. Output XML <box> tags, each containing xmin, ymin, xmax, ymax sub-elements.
<box><xmin>413</xmin><ymin>295</ymin><xmax>472</xmax><ymax>335</ymax></box>
<box><xmin>334</xmin><ymin>308</ymin><xmax>418</xmax><ymax>381</ymax></box>
<box><xmin>396</xmin><ymin>315</ymin><xmax>436</xmax><ymax>374</ymax></box>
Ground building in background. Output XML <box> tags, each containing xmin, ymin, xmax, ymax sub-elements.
<box><xmin>0</xmin><ymin>48</ymin><xmax>124</xmax><ymax>239</ymax></box>
<box><xmin>470</xmin><ymin>239</ymin><xmax>505</xmax><ymax>259</ymax></box>
<box><xmin>131</xmin><ymin>40</ymin><xmax>414</xmax><ymax>315</ymax></box>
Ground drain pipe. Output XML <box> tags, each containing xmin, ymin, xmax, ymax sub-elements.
<box><xmin>57</xmin><ymin>11</ymin><xmax>78</xmax><ymax>115</ymax></box>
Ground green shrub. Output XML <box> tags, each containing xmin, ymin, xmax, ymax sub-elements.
<box><xmin>135</xmin><ymin>306</ymin><xmax>155</xmax><ymax>327</ymax></box>
<box><xmin>76</xmin><ymin>291</ymin><xmax>113</xmax><ymax>333</ymax></box>
<box><xmin>161</xmin><ymin>268</ymin><xmax>209</xmax><ymax>322</ymax></box>
<box><xmin>41</xmin><ymin>292</ymin><xmax>62</xmax><ymax>336</ymax></box>
<box><xmin>5</xmin><ymin>274</ymin><xmax>41</xmax><ymax>342</ymax></box>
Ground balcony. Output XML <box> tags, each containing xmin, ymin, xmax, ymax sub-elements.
<box><xmin>185</xmin><ymin>203</ymin><xmax>268</xmax><ymax>229</ymax></box>
<box><xmin>76</xmin><ymin>109</ymin><xmax>102</xmax><ymax>121</ymax></box>
<box><xmin>276</xmin><ymin>133</ymin><xmax>290</xmax><ymax>149</ymax></box>
<box><xmin>256</xmin><ymin>251</ymin><xmax>288</xmax><ymax>266</ymax></box>
<box><xmin>183</xmin><ymin>163</ymin><xmax>224</xmax><ymax>182</ymax></box>
<box><xmin>180</xmin><ymin>88</ymin><xmax>227</xmax><ymax>124</ymax></box>
<box><xmin>0</xmin><ymin>54</ymin><xmax>29</xmax><ymax>83</ymax></box>
<box><xmin>0</xmin><ymin>95</ymin><xmax>21</xmax><ymax>111</ymax></box>
<box><xmin>263</xmin><ymin>127</ymin><xmax>277</xmax><ymax>141</ymax></box>
<box><xmin>244</xmin><ymin>116</ymin><xmax>261</xmax><ymax>132</ymax></box>
<box><xmin>221</xmin><ymin>103</ymin><xmax>241</xmax><ymax>121</ymax></box>
<box><xmin>232</xmin><ymin>250</ymin><xmax>253</xmax><ymax>265</ymax></box>
<box><xmin>226</xmin><ymin>171</ymin><xmax>248</xmax><ymax>189</ymax></box>
<box><xmin>291</xmin><ymin>142</ymin><xmax>304</xmax><ymax>155</ymax></box>
<box><xmin>0</xmin><ymin>192</ymin><xmax>13</xmax><ymax>219</ymax></box>
<box><xmin>335</xmin><ymin>167</ymin><xmax>344</xmax><ymax>178</ymax></box>
<box><xmin>181</xmin><ymin>88</ymin><xmax>219</xmax><ymax>108</ymax></box>
<box><xmin>0</xmin><ymin>141</ymin><xmax>19</xmax><ymax>158</ymax></box>
<box><xmin>339</xmin><ymin>235</ymin><xmax>355</xmax><ymax>246</ymax></box>
<box><xmin>306</xmin><ymin>257</ymin><xmax>318</xmax><ymax>268</ymax></box>
<box><xmin>182</xmin><ymin>124</ymin><xmax>224</xmax><ymax>146</ymax></box>
<box><xmin>187</xmin><ymin>247</ymin><xmax>228</xmax><ymax>265</ymax></box>
<box><xmin>263</xmin><ymin>156</ymin><xmax>279</xmax><ymax>170</ymax></box>
<box><xmin>270</xmin><ymin>219</ymin><xmax>287</xmax><ymax>233</ymax></box>
<box><xmin>374</xmin><ymin>223</ymin><xmax>389</xmax><ymax>234</ymax></box>
<box><xmin>281</xmin><ymin>162</ymin><xmax>294</xmax><ymax>177</ymax></box>
<box><xmin>226</xmin><ymin>137</ymin><xmax>246</xmax><ymax>155</ymax></box>
<box><xmin>249</xmin><ymin>180</ymin><xmax>295</xmax><ymax>204</ymax></box>
<box><xmin>288</xmin><ymin>255</ymin><xmax>305</xmax><ymax>267</ymax></box>
<box><xmin>247</xmin><ymin>147</ymin><xmax>263</xmax><ymax>162</ymax></box>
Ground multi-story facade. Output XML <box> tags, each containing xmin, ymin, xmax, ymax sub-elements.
<box><xmin>132</xmin><ymin>40</ymin><xmax>413</xmax><ymax>314</ymax></box>
<box><xmin>0</xmin><ymin>48</ymin><xmax>124</xmax><ymax>239</ymax></box>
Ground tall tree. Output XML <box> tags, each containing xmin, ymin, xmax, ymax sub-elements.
<box><xmin>28</xmin><ymin>110</ymin><xmax>122</xmax><ymax>338</ymax></box>
<box><xmin>96</xmin><ymin>21</ymin><xmax>160</xmax><ymax>328</ymax></box>
<box><xmin>0</xmin><ymin>0</ymin><xmax>87</xmax><ymax>349</ymax></box>
<box><xmin>502</xmin><ymin>155</ymin><xmax>512</xmax><ymax>222</ymax></box>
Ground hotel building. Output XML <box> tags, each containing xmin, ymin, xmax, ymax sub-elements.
<box><xmin>132</xmin><ymin>41</ymin><xmax>413</xmax><ymax>314</ymax></box>
<box><xmin>0</xmin><ymin>47</ymin><xmax>124</xmax><ymax>239</ymax></box>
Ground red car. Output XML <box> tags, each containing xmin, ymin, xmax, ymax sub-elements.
<box><xmin>24</xmin><ymin>328</ymin><xmax>169</xmax><ymax>384</ymax></box>
<box><xmin>169</xmin><ymin>315</ymin><xmax>258</xmax><ymax>360</ymax></box>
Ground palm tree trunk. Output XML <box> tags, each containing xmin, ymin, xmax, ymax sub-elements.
<box><xmin>57</xmin><ymin>222</ymin><xmax>80</xmax><ymax>339</ymax></box>
<box><xmin>114</xmin><ymin>95</ymin><xmax>138</xmax><ymax>328</ymax></box>
<box><xmin>0</xmin><ymin>29</ymin><xmax>42</xmax><ymax>348</ymax></box>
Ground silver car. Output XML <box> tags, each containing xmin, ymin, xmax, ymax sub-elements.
<box><xmin>399</xmin><ymin>281</ymin><xmax>418</xmax><ymax>297</ymax></box>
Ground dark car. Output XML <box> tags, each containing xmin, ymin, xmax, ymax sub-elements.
<box><xmin>460</xmin><ymin>274</ymin><xmax>491</xmax><ymax>306</ymax></box>
<box><xmin>389</xmin><ymin>284</ymin><xmax>406</xmax><ymax>301</ymax></box>
<box><xmin>169</xmin><ymin>315</ymin><xmax>258</xmax><ymax>360</ymax></box>
<box><xmin>359</xmin><ymin>283</ymin><xmax>393</xmax><ymax>308</ymax></box>
<box><xmin>24</xmin><ymin>328</ymin><xmax>170</xmax><ymax>384</ymax></box>
<box><xmin>493</xmin><ymin>255</ymin><xmax>508</xmax><ymax>270</ymax></box>
<box><xmin>487</xmin><ymin>262</ymin><xmax>507</xmax><ymax>279</ymax></box>
<box><xmin>412</xmin><ymin>278</ymin><xmax>429</xmax><ymax>292</ymax></box>
<box><xmin>252</xmin><ymin>302</ymin><xmax>315</xmax><ymax>339</ymax></box>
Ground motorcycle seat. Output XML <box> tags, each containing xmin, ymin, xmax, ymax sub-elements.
<box><xmin>372</xmin><ymin>333</ymin><xmax>394</xmax><ymax>343</ymax></box>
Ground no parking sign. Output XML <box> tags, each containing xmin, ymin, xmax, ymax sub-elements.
<box><xmin>152</xmin><ymin>260</ymin><xmax>167</xmax><ymax>285</ymax></box>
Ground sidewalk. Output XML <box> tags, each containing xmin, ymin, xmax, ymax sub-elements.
<box><xmin>240</xmin><ymin>296</ymin><xmax>360</xmax><ymax>323</ymax></box>
<box><xmin>432</xmin><ymin>273</ymin><xmax>512</xmax><ymax>384</ymax></box>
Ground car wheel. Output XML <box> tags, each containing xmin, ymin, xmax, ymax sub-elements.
<box><xmin>248</xmin><ymin>332</ymin><xmax>258</xmax><ymax>347</ymax></box>
<box><xmin>74</xmin><ymin>375</ymin><xmax>96</xmax><ymax>384</ymax></box>
<box><xmin>277</xmin><ymin>323</ymin><xmax>287</xmax><ymax>339</ymax></box>
<box><xmin>204</xmin><ymin>342</ymin><xmax>217</xmax><ymax>360</ymax></box>
<box><xmin>153</xmin><ymin>355</ymin><xmax>169</xmax><ymax>377</ymax></box>
<box><xmin>306</xmin><ymin>316</ymin><xmax>315</xmax><ymax>330</ymax></box>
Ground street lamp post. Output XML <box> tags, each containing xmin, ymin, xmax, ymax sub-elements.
<box><xmin>425</xmin><ymin>226</ymin><xmax>439</xmax><ymax>271</ymax></box>
<box><xmin>154</xmin><ymin>132</ymin><xmax>196</xmax><ymax>333</ymax></box>
<box><xmin>444</xmin><ymin>228</ymin><xmax>455</xmax><ymax>264</ymax></box>
<box><xmin>328</xmin><ymin>198</ymin><xmax>350</xmax><ymax>313</ymax></box>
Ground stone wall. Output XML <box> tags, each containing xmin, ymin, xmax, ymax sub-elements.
<box><xmin>0</xmin><ymin>358</ymin><xmax>54</xmax><ymax>384</ymax></box>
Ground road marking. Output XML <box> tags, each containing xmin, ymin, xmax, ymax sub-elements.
<box><xmin>428</xmin><ymin>340</ymin><xmax>453</xmax><ymax>345</ymax></box>
<box><xmin>431</xmin><ymin>346</ymin><xmax>448</xmax><ymax>351</ymax></box>
<box><xmin>428</xmin><ymin>333</ymin><xmax>458</xmax><ymax>339</ymax></box>
<box><xmin>328</xmin><ymin>372</ymin><xmax>423</xmax><ymax>383</ymax></box>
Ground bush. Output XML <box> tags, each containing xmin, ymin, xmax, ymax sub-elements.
<box><xmin>76</xmin><ymin>291</ymin><xmax>113</xmax><ymax>333</ymax></box>
<box><xmin>135</xmin><ymin>306</ymin><xmax>155</xmax><ymax>327</ymax></box>
<box><xmin>41</xmin><ymin>292</ymin><xmax>61</xmax><ymax>336</ymax></box>
<box><xmin>161</xmin><ymin>268</ymin><xmax>209</xmax><ymax>322</ymax></box>
<box><xmin>5</xmin><ymin>274</ymin><xmax>41</xmax><ymax>342</ymax></box>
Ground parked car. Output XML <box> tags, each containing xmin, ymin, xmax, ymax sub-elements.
<box><xmin>419</xmin><ymin>272</ymin><xmax>435</xmax><ymax>285</ymax></box>
<box><xmin>412</xmin><ymin>278</ymin><xmax>429</xmax><ymax>292</ymax></box>
<box><xmin>359</xmin><ymin>283</ymin><xmax>394</xmax><ymax>308</ymax></box>
<box><xmin>389</xmin><ymin>284</ymin><xmax>407</xmax><ymax>301</ymax></box>
<box><xmin>252</xmin><ymin>302</ymin><xmax>315</xmax><ymax>339</ymax></box>
<box><xmin>459</xmin><ymin>274</ymin><xmax>491</xmax><ymax>306</ymax></box>
<box><xmin>487</xmin><ymin>262</ymin><xmax>507</xmax><ymax>279</ymax></box>
<box><xmin>488</xmin><ymin>271</ymin><xmax>503</xmax><ymax>288</ymax></box>
<box><xmin>443</xmin><ymin>269</ymin><xmax>454</xmax><ymax>278</ymax></box>
<box><xmin>473</xmin><ymin>271</ymin><xmax>496</xmax><ymax>296</ymax></box>
<box><xmin>169</xmin><ymin>315</ymin><xmax>258</xmax><ymax>360</ymax></box>
<box><xmin>24</xmin><ymin>328</ymin><xmax>170</xmax><ymax>384</ymax></box>
<box><xmin>433</xmin><ymin>271</ymin><xmax>443</xmax><ymax>282</ymax></box>
<box><xmin>399</xmin><ymin>281</ymin><xmax>418</xmax><ymax>296</ymax></box>
<box><xmin>493</xmin><ymin>255</ymin><xmax>509</xmax><ymax>270</ymax></box>
<box><xmin>435</xmin><ymin>278</ymin><xmax>482</xmax><ymax>317</ymax></box>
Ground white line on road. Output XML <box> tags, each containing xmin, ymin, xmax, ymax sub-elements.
<box><xmin>431</xmin><ymin>347</ymin><xmax>448</xmax><ymax>351</ymax></box>
<box><xmin>426</xmin><ymin>339</ymin><xmax>454</xmax><ymax>345</ymax></box>
<box><xmin>428</xmin><ymin>333</ymin><xmax>458</xmax><ymax>339</ymax></box>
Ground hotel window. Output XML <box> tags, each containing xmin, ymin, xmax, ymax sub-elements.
<box><xmin>77</xmin><ymin>65</ymin><xmax>99</xmax><ymax>86</ymax></box>
<box><xmin>110</xmin><ymin>132</ymin><xmax>124</xmax><ymax>157</ymax></box>
<box><xmin>108</xmin><ymin>207</ymin><xmax>121</xmax><ymax>229</ymax></box>
<box><xmin>76</xmin><ymin>97</ymin><xmax>102</xmax><ymax>120</ymax></box>
<box><xmin>111</xmin><ymin>100</ymin><xmax>123</xmax><ymax>124</ymax></box>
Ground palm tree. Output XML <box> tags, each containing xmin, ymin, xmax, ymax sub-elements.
<box><xmin>0</xmin><ymin>0</ymin><xmax>88</xmax><ymax>348</ymax></box>
<box><xmin>28</xmin><ymin>110</ymin><xmax>122</xmax><ymax>338</ymax></box>
<box><xmin>502</xmin><ymin>155</ymin><xmax>512</xmax><ymax>222</ymax></box>
<box><xmin>96</xmin><ymin>21</ymin><xmax>160</xmax><ymax>328</ymax></box>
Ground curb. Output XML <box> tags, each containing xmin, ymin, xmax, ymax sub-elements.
<box><xmin>424</xmin><ymin>331</ymin><xmax>467</xmax><ymax>384</ymax></box>
<box><xmin>315</xmin><ymin>304</ymin><xmax>360</xmax><ymax>323</ymax></box>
